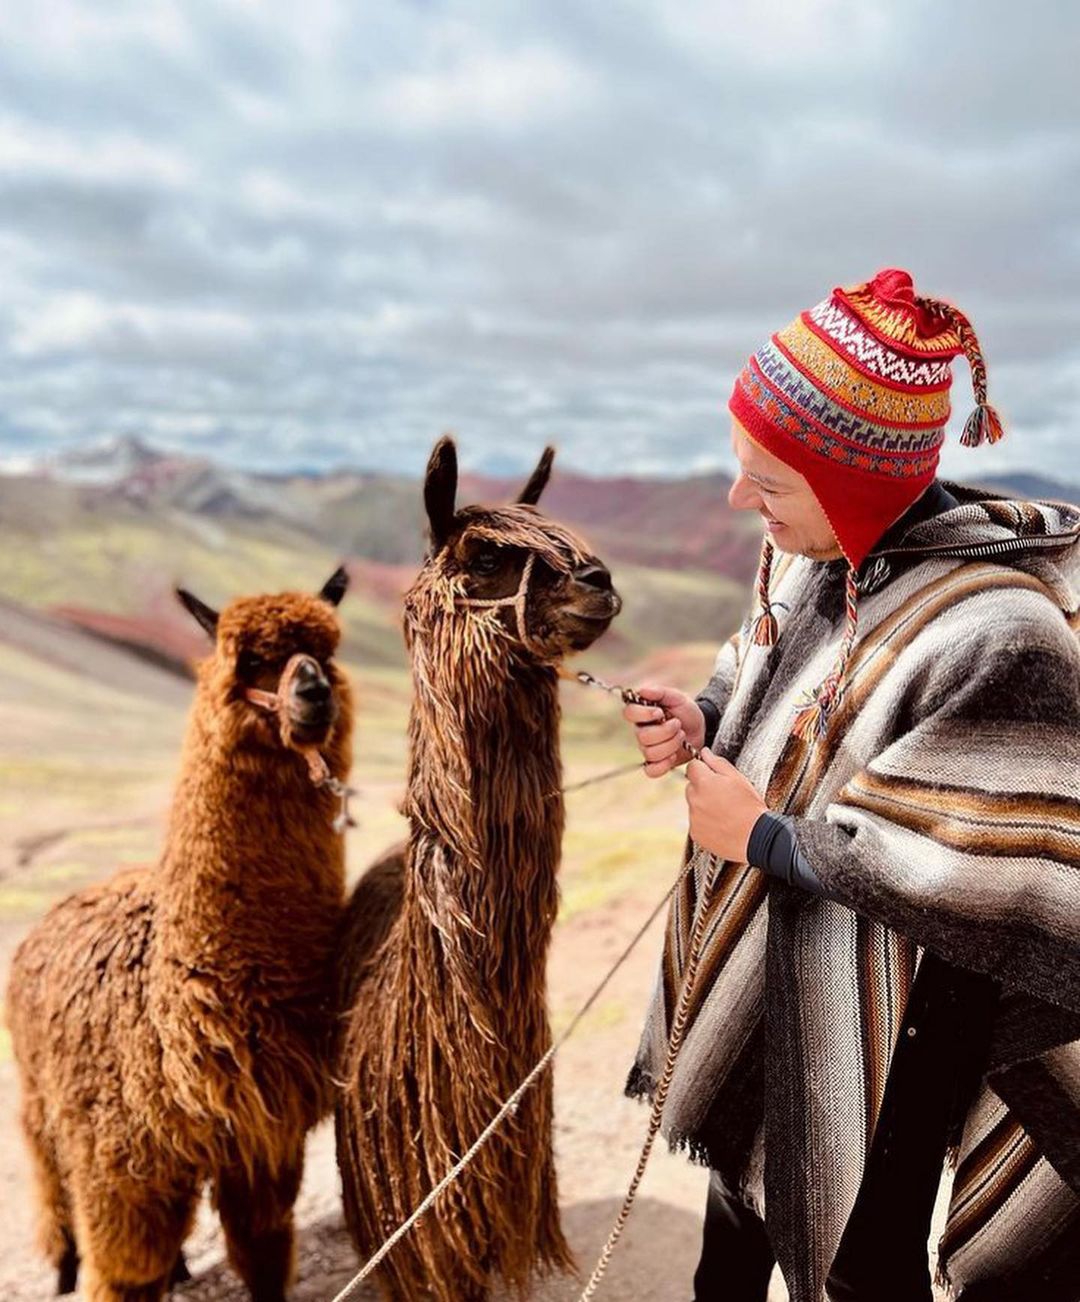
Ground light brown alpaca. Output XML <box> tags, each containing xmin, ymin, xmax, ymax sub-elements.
<box><xmin>6</xmin><ymin>568</ymin><xmax>354</xmax><ymax>1302</ymax></box>
<box><xmin>335</xmin><ymin>438</ymin><xmax>621</xmax><ymax>1301</ymax></box>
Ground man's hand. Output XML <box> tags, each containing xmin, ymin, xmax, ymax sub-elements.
<box><xmin>622</xmin><ymin>684</ymin><xmax>705</xmax><ymax>778</ymax></box>
<box><xmin>686</xmin><ymin>749</ymin><xmax>769</xmax><ymax>862</ymax></box>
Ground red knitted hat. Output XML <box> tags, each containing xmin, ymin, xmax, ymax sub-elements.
<box><xmin>729</xmin><ymin>268</ymin><xmax>1004</xmax><ymax>743</ymax></box>
<box><xmin>729</xmin><ymin>267</ymin><xmax>1002</xmax><ymax>569</ymax></box>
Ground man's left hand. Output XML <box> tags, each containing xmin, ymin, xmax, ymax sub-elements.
<box><xmin>685</xmin><ymin>749</ymin><xmax>769</xmax><ymax>863</ymax></box>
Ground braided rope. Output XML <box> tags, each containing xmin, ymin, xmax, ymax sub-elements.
<box><xmin>914</xmin><ymin>293</ymin><xmax>1003</xmax><ymax>446</ymax></box>
<box><xmin>575</xmin><ymin>841</ymin><xmax>719</xmax><ymax>1300</ymax></box>
<box><xmin>750</xmin><ymin>536</ymin><xmax>779</xmax><ymax>646</ymax></box>
<box><xmin>915</xmin><ymin>294</ymin><xmax>988</xmax><ymax>404</ymax></box>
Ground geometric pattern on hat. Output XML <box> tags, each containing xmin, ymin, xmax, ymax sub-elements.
<box><xmin>737</xmin><ymin>361</ymin><xmax>943</xmax><ymax>479</ymax></box>
<box><xmin>806</xmin><ymin>300</ymin><xmax>955</xmax><ymax>385</ymax></box>
<box><xmin>755</xmin><ymin>343</ymin><xmax>947</xmax><ymax>454</ymax></box>
<box><xmin>774</xmin><ymin>321</ymin><xmax>953</xmax><ymax>427</ymax></box>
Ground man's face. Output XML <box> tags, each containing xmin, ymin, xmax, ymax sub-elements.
<box><xmin>727</xmin><ymin>421</ymin><xmax>843</xmax><ymax>561</ymax></box>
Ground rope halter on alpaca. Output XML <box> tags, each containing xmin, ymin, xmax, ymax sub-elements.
<box><xmin>243</xmin><ymin>652</ymin><xmax>357</xmax><ymax>833</ymax></box>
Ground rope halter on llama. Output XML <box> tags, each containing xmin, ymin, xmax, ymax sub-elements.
<box><xmin>243</xmin><ymin>652</ymin><xmax>357</xmax><ymax>833</ymax></box>
<box><xmin>453</xmin><ymin>551</ymin><xmax>538</xmax><ymax>644</ymax></box>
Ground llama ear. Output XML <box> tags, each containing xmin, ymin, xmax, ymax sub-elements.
<box><xmin>516</xmin><ymin>445</ymin><xmax>555</xmax><ymax>506</ymax></box>
<box><xmin>317</xmin><ymin>564</ymin><xmax>350</xmax><ymax>607</ymax></box>
<box><xmin>424</xmin><ymin>435</ymin><xmax>458</xmax><ymax>550</ymax></box>
<box><xmin>175</xmin><ymin>587</ymin><xmax>219</xmax><ymax>639</ymax></box>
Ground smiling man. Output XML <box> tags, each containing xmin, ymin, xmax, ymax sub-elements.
<box><xmin>624</xmin><ymin>270</ymin><xmax>1080</xmax><ymax>1302</ymax></box>
<box><xmin>730</xmin><ymin>424</ymin><xmax>844</xmax><ymax>560</ymax></box>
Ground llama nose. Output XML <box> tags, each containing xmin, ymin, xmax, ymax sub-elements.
<box><xmin>575</xmin><ymin>563</ymin><xmax>613</xmax><ymax>592</ymax></box>
<box><xmin>293</xmin><ymin>658</ymin><xmax>331</xmax><ymax>704</ymax></box>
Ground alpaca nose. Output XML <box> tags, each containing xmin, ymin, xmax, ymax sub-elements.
<box><xmin>575</xmin><ymin>563</ymin><xmax>613</xmax><ymax>592</ymax></box>
<box><xmin>293</xmin><ymin>658</ymin><xmax>331</xmax><ymax>705</ymax></box>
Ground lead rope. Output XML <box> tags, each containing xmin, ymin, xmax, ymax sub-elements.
<box><xmin>565</xmin><ymin>667</ymin><xmax>704</xmax><ymax>761</ymax></box>
<box><xmin>576</xmin><ymin>842</ymin><xmax>718</xmax><ymax>1300</ymax></box>
<box><xmin>330</xmin><ymin>668</ymin><xmax>716</xmax><ymax>1302</ymax></box>
<box><xmin>330</xmin><ymin>842</ymin><xmax>704</xmax><ymax>1302</ymax></box>
<box><xmin>566</xmin><ymin>668</ymin><xmax>715</xmax><ymax>1300</ymax></box>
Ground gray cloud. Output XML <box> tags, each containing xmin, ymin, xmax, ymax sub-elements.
<box><xmin>0</xmin><ymin>0</ymin><xmax>1078</xmax><ymax>480</ymax></box>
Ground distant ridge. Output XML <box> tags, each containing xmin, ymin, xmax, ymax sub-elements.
<box><xmin>3</xmin><ymin>438</ymin><xmax>1073</xmax><ymax>685</ymax></box>
<box><xmin>5</xmin><ymin>436</ymin><xmax>765</xmax><ymax>580</ymax></box>
<box><xmin>973</xmin><ymin>472</ymin><xmax>1080</xmax><ymax>504</ymax></box>
<box><xmin>29</xmin><ymin>434</ymin><xmax>1080</xmax><ymax>506</ymax></box>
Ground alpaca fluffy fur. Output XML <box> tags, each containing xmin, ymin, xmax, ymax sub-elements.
<box><xmin>7</xmin><ymin>585</ymin><xmax>353</xmax><ymax>1302</ymax></box>
<box><xmin>335</xmin><ymin>492</ymin><xmax>606</xmax><ymax>1301</ymax></box>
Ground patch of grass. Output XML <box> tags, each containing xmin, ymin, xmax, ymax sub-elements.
<box><xmin>551</xmin><ymin>997</ymin><xmax>627</xmax><ymax>1037</ymax></box>
<box><xmin>559</xmin><ymin>822</ymin><xmax>687</xmax><ymax>922</ymax></box>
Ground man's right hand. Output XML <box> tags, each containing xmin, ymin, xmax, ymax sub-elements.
<box><xmin>622</xmin><ymin>684</ymin><xmax>706</xmax><ymax>778</ymax></box>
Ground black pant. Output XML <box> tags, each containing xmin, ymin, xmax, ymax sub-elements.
<box><xmin>692</xmin><ymin>954</ymin><xmax>999</xmax><ymax>1302</ymax></box>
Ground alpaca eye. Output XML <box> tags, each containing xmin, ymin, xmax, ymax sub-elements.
<box><xmin>471</xmin><ymin>550</ymin><xmax>500</xmax><ymax>577</ymax></box>
<box><xmin>237</xmin><ymin>651</ymin><xmax>264</xmax><ymax>677</ymax></box>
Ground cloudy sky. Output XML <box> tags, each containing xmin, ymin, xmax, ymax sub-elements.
<box><xmin>1</xmin><ymin>0</ymin><xmax>1078</xmax><ymax>479</ymax></box>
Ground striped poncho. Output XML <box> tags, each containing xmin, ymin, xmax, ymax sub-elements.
<box><xmin>628</xmin><ymin>484</ymin><xmax>1080</xmax><ymax>1301</ymax></box>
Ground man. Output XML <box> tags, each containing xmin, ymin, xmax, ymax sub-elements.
<box><xmin>624</xmin><ymin>269</ymin><xmax>1080</xmax><ymax>1302</ymax></box>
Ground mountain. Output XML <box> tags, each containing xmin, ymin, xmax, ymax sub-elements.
<box><xmin>44</xmin><ymin>435</ymin><xmax>167</xmax><ymax>484</ymax></box>
<box><xmin>12</xmin><ymin>436</ymin><xmax>765</xmax><ymax>580</ymax></box>
<box><xmin>0</xmin><ymin>441</ymin><xmax>756</xmax><ymax>675</ymax></box>
<box><xmin>10</xmin><ymin>436</ymin><xmax>1074</xmax><ymax>684</ymax></box>
<box><xmin>975</xmin><ymin>472</ymin><xmax>1080</xmax><ymax>504</ymax></box>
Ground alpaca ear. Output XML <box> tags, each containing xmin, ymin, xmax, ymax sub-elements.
<box><xmin>424</xmin><ymin>435</ymin><xmax>458</xmax><ymax>550</ymax></box>
<box><xmin>516</xmin><ymin>446</ymin><xmax>555</xmax><ymax>506</ymax></box>
<box><xmin>175</xmin><ymin>587</ymin><xmax>219</xmax><ymax>639</ymax></box>
<box><xmin>317</xmin><ymin>564</ymin><xmax>350</xmax><ymax>607</ymax></box>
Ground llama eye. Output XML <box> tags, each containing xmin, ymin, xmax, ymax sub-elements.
<box><xmin>471</xmin><ymin>550</ymin><xmax>500</xmax><ymax>577</ymax></box>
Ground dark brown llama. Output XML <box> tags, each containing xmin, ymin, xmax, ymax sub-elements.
<box><xmin>335</xmin><ymin>437</ymin><xmax>621</xmax><ymax>1301</ymax></box>
<box><xmin>6</xmin><ymin>568</ymin><xmax>354</xmax><ymax>1302</ymax></box>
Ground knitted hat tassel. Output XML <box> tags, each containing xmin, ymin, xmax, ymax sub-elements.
<box><xmin>916</xmin><ymin>295</ymin><xmax>1004</xmax><ymax>449</ymax></box>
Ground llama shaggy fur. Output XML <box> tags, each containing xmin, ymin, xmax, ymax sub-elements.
<box><xmin>335</xmin><ymin>440</ymin><xmax>620</xmax><ymax>1301</ymax></box>
<box><xmin>6</xmin><ymin>575</ymin><xmax>353</xmax><ymax>1302</ymax></box>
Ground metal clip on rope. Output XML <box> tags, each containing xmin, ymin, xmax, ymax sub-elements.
<box><xmin>565</xmin><ymin>667</ymin><xmax>704</xmax><ymax>762</ymax></box>
<box><xmin>319</xmin><ymin>773</ymin><xmax>358</xmax><ymax>835</ymax></box>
